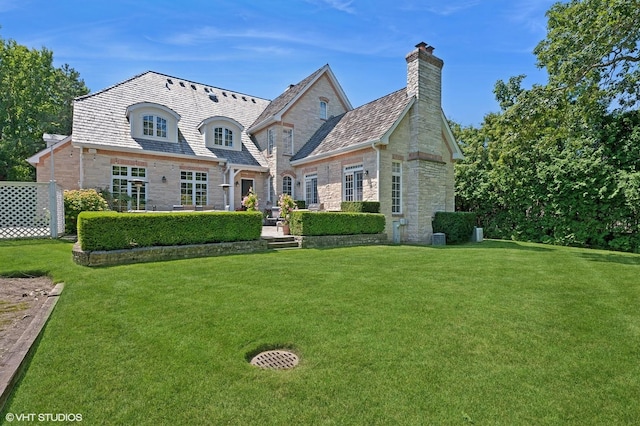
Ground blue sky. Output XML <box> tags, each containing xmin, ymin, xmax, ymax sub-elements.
<box><xmin>1</xmin><ymin>0</ymin><xmax>557</xmax><ymax>126</ymax></box>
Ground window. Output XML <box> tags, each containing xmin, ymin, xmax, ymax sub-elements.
<box><xmin>268</xmin><ymin>176</ymin><xmax>275</xmax><ymax>203</ymax></box>
<box><xmin>267</xmin><ymin>128</ymin><xmax>274</xmax><ymax>155</ymax></box>
<box><xmin>142</xmin><ymin>115</ymin><xmax>167</xmax><ymax>138</ymax></box>
<box><xmin>305</xmin><ymin>174</ymin><xmax>318</xmax><ymax>205</ymax></box>
<box><xmin>320</xmin><ymin>101</ymin><xmax>327</xmax><ymax>120</ymax></box>
<box><xmin>127</xmin><ymin>102</ymin><xmax>180</xmax><ymax>142</ymax></box>
<box><xmin>213</xmin><ymin>127</ymin><xmax>233</xmax><ymax>147</ymax></box>
<box><xmin>392</xmin><ymin>161</ymin><xmax>402</xmax><ymax>214</ymax></box>
<box><xmin>283</xmin><ymin>128</ymin><xmax>294</xmax><ymax>155</ymax></box>
<box><xmin>282</xmin><ymin>175</ymin><xmax>293</xmax><ymax>197</ymax></box>
<box><xmin>111</xmin><ymin>165</ymin><xmax>147</xmax><ymax>211</ymax></box>
<box><xmin>343</xmin><ymin>164</ymin><xmax>363</xmax><ymax>202</ymax></box>
<box><xmin>181</xmin><ymin>171</ymin><xmax>208</xmax><ymax>206</ymax></box>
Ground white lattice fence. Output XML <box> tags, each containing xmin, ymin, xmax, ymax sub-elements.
<box><xmin>0</xmin><ymin>182</ymin><xmax>65</xmax><ymax>239</ymax></box>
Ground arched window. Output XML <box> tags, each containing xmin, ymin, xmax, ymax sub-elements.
<box><xmin>282</xmin><ymin>175</ymin><xmax>293</xmax><ymax>196</ymax></box>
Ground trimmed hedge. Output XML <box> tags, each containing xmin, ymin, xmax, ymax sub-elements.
<box><xmin>289</xmin><ymin>211</ymin><xmax>385</xmax><ymax>236</ymax></box>
<box><xmin>294</xmin><ymin>200</ymin><xmax>306</xmax><ymax>209</ymax></box>
<box><xmin>432</xmin><ymin>212</ymin><xmax>477</xmax><ymax>244</ymax></box>
<box><xmin>78</xmin><ymin>211</ymin><xmax>263</xmax><ymax>251</ymax></box>
<box><xmin>341</xmin><ymin>201</ymin><xmax>381</xmax><ymax>213</ymax></box>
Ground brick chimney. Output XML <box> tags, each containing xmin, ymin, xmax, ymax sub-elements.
<box><xmin>404</xmin><ymin>42</ymin><xmax>449</xmax><ymax>243</ymax></box>
<box><xmin>405</xmin><ymin>42</ymin><xmax>444</xmax><ymax>156</ymax></box>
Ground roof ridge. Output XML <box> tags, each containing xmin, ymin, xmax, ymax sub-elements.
<box><xmin>75</xmin><ymin>70</ymin><xmax>154</xmax><ymax>102</ymax></box>
<box><xmin>75</xmin><ymin>70</ymin><xmax>272</xmax><ymax>103</ymax></box>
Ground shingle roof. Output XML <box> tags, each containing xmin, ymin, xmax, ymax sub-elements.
<box><xmin>72</xmin><ymin>71</ymin><xmax>271</xmax><ymax>167</ymax></box>
<box><xmin>250</xmin><ymin>66</ymin><xmax>327</xmax><ymax>129</ymax></box>
<box><xmin>292</xmin><ymin>88</ymin><xmax>412</xmax><ymax>161</ymax></box>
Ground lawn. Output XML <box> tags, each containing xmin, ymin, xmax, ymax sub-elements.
<box><xmin>1</xmin><ymin>239</ymin><xmax>639</xmax><ymax>425</ymax></box>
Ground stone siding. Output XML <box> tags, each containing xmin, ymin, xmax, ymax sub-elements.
<box><xmin>81</xmin><ymin>149</ymin><xmax>226</xmax><ymax>211</ymax></box>
<box><xmin>255</xmin><ymin>73</ymin><xmax>350</xmax><ymax>204</ymax></box>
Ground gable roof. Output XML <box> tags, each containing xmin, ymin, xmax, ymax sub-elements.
<box><xmin>291</xmin><ymin>88</ymin><xmax>413</xmax><ymax>164</ymax></box>
<box><xmin>27</xmin><ymin>134</ymin><xmax>72</xmax><ymax>166</ymax></box>
<box><xmin>72</xmin><ymin>71</ymin><xmax>271</xmax><ymax>167</ymax></box>
<box><xmin>248</xmin><ymin>64</ymin><xmax>352</xmax><ymax>134</ymax></box>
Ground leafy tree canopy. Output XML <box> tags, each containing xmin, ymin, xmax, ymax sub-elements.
<box><xmin>0</xmin><ymin>34</ymin><xmax>89</xmax><ymax>180</ymax></box>
<box><xmin>453</xmin><ymin>0</ymin><xmax>640</xmax><ymax>252</ymax></box>
<box><xmin>534</xmin><ymin>0</ymin><xmax>640</xmax><ymax>111</ymax></box>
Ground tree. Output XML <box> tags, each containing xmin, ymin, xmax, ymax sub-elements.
<box><xmin>534</xmin><ymin>0</ymin><xmax>640</xmax><ymax>110</ymax></box>
<box><xmin>0</xmin><ymin>35</ymin><xmax>89</xmax><ymax>181</ymax></box>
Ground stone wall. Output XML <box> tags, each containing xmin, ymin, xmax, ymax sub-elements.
<box><xmin>73</xmin><ymin>240</ymin><xmax>268</xmax><ymax>267</ymax></box>
<box><xmin>296</xmin><ymin>233</ymin><xmax>387</xmax><ymax>249</ymax></box>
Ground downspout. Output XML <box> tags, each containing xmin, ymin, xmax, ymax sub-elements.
<box><xmin>79</xmin><ymin>147</ymin><xmax>84</xmax><ymax>188</ymax></box>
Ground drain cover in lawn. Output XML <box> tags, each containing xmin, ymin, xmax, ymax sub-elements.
<box><xmin>250</xmin><ymin>350</ymin><xmax>299</xmax><ymax>369</ymax></box>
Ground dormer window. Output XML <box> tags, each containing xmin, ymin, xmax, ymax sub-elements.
<box><xmin>126</xmin><ymin>102</ymin><xmax>180</xmax><ymax>142</ymax></box>
<box><xmin>198</xmin><ymin>116</ymin><xmax>243</xmax><ymax>152</ymax></box>
<box><xmin>214</xmin><ymin>127</ymin><xmax>233</xmax><ymax>147</ymax></box>
<box><xmin>143</xmin><ymin>115</ymin><xmax>167</xmax><ymax>138</ymax></box>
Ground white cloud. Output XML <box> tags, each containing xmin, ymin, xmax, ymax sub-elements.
<box><xmin>505</xmin><ymin>0</ymin><xmax>555</xmax><ymax>33</ymax></box>
<box><xmin>400</xmin><ymin>0</ymin><xmax>480</xmax><ymax>16</ymax></box>
<box><xmin>322</xmin><ymin>0</ymin><xmax>356</xmax><ymax>14</ymax></box>
<box><xmin>304</xmin><ymin>0</ymin><xmax>357</xmax><ymax>14</ymax></box>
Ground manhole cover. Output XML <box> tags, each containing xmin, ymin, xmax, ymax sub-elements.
<box><xmin>250</xmin><ymin>350</ymin><xmax>299</xmax><ymax>369</ymax></box>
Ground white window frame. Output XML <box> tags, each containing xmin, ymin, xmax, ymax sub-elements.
<box><xmin>282</xmin><ymin>175</ymin><xmax>293</xmax><ymax>197</ymax></box>
<box><xmin>213</xmin><ymin>126</ymin><xmax>234</xmax><ymax>147</ymax></box>
<box><xmin>143</xmin><ymin>115</ymin><xmax>167</xmax><ymax>138</ymax></box>
<box><xmin>283</xmin><ymin>128</ymin><xmax>294</xmax><ymax>155</ymax></box>
<box><xmin>305</xmin><ymin>173</ymin><xmax>318</xmax><ymax>205</ymax></box>
<box><xmin>111</xmin><ymin>165</ymin><xmax>147</xmax><ymax>211</ymax></box>
<box><xmin>343</xmin><ymin>164</ymin><xmax>363</xmax><ymax>202</ymax></box>
<box><xmin>392</xmin><ymin>161</ymin><xmax>402</xmax><ymax>214</ymax></box>
<box><xmin>127</xmin><ymin>102</ymin><xmax>180</xmax><ymax>142</ymax></box>
<box><xmin>180</xmin><ymin>171</ymin><xmax>208</xmax><ymax>206</ymax></box>
<box><xmin>267</xmin><ymin>128</ymin><xmax>274</xmax><ymax>155</ymax></box>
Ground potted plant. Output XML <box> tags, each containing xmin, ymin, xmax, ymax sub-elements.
<box><xmin>242</xmin><ymin>187</ymin><xmax>259</xmax><ymax>211</ymax></box>
<box><xmin>278</xmin><ymin>193</ymin><xmax>297</xmax><ymax>234</ymax></box>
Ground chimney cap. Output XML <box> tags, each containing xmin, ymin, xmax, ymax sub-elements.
<box><xmin>415</xmin><ymin>41</ymin><xmax>435</xmax><ymax>54</ymax></box>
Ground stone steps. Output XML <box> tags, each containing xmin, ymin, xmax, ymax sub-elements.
<box><xmin>264</xmin><ymin>236</ymin><xmax>299</xmax><ymax>250</ymax></box>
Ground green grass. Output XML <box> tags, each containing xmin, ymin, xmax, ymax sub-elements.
<box><xmin>1</xmin><ymin>239</ymin><xmax>639</xmax><ymax>425</ymax></box>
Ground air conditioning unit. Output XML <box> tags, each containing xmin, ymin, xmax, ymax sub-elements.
<box><xmin>472</xmin><ymin>227</ymin><xmax>484</xmax><ymax>242</ymax></box>
<box><xmin>432</xmin><ymin>233</ymin><xmax>446</xmax><ymax>246</ymax></box>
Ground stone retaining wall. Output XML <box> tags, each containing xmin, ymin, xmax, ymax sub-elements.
<box><xmin>73</xmin><ymin>240</ymin><xmax>268</xmax><ymax>267</ymax></box>
<box><xmin>296</xmin><ymin>233</ymin><xmax>388</xmax><ymax>249</ymax></box>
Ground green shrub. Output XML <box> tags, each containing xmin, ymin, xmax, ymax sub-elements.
<box><xmin>78</xmin><ymin>211</ymin><xmax>262</xmax><ymax>251</ymax></box>
<box><xmin>340</xmin><ymin>201</ymin><xmax>380</xmax><ymax>213</ymax></box>
<box><xmin>294</xmin><ymin>200</ymin><xmax>306</xmax><ymax>209</ymax></box>
<box><xmin>64</xmin><ymin>189</ymin><xmax>109</xmax><ymax>234</ymax></box>
<box><xmin>289</xmin><ymin>211</ymin><xmax>385</xmax><ymax>236</ymax></box>
<box><xmin>432</xmin><ymin>212</ymin><xmax>477</xmax><ymax>244</ymax></box>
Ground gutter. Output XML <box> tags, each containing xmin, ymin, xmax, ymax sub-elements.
<box><xmin>290</xmin><ymin>139</ymin><xmax>380</xmax><ymax>166</ymax></box>
<box><xmin>72</xmin><ymin>141</ymin><xmax>229</xmax><ymax>165</ymax></box>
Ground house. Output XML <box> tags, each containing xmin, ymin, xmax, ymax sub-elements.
<box><xmin>28</xmin><ymin>42</ymin><xmax>463</xmax><ymax>243</ymax></box>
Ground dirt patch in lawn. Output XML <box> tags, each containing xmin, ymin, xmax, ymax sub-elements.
<box><xmin>0</xmin><ymin>277</ymin><xmax>55</xmax><ymax>364</ymax></box>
